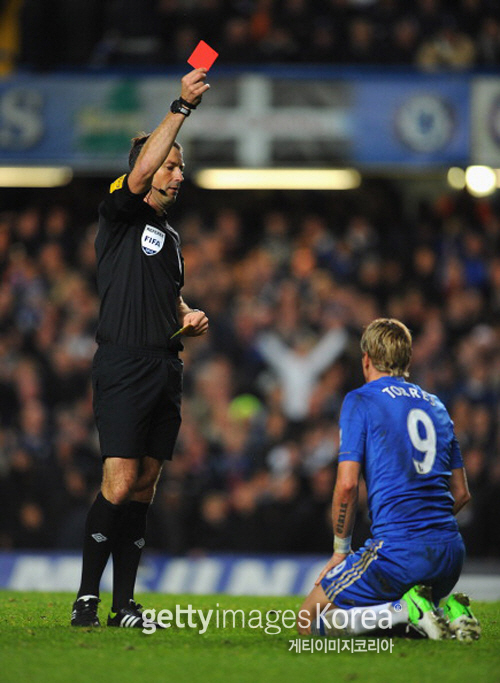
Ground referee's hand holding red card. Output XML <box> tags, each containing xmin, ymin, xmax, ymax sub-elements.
<box><xmin>180</xmin><ymin>68</ymin><xmax>210</xmax><ymax>109</ymax></box>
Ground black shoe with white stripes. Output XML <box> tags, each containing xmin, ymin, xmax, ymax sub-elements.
<box><xmin>107</xmin><ymin>600</ymin><xmax>161</xmax><ymax>629</ymax></box>
<box><xmin>71</xmin><ymin>595</ymin><xmax>101</xmax><ymax>627</ymax></box>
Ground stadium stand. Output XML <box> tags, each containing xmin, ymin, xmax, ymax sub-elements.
<box><xmin>11</xmin><ymin>0</ymin><xmax>500</xmax><ymax>71</ymax></box>
<box><xmin>0</xmin><ymin>179</ymin><xmax>499</xmax><ymax>557</ymax></box>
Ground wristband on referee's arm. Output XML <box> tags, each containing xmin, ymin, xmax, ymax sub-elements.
<box><xmin>170</xmin><ymin>99</ymin><xmax>192</xmax><ymax>117</ymax></box>
<box><xmin>179</xmin><ymin>97</ymin><xmax>197</xmax><ymax>110</ymax></box>
<box><xmin>334</xmin><ymin>535</ymin><xmax>352</xmax><ymax>555</ymax></box>
<box><xmin>170</xmin><ymin>97</ymin><xmax>198</xmax><ymax>117</ymax></box>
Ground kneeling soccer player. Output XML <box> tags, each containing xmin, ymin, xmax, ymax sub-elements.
<box><xmin>298</xmin><ymin>318</ymin><xmax>480</xmax><ymax>641</ymax></box>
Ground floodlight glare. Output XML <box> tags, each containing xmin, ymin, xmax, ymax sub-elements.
<box><xmin>447</xmin><ymin>167</ymin><xmax>465</xmax><ymax>190</ymax></box>
<box><xmin>465</xmin><ymin>166</ymin><xmax>496</xmax><ymax>197</ymax></box>
<box><xmin>0</xmin><ymin>167</ymin><xmax>73</xmax><ymax>188</ymax></box>
<box><xmin>194</xmin><ymin>168</ymin><xmax>361</xmax><ymax>190</ymax></box>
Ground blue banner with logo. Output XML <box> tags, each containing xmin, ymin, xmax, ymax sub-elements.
<box><xmin>0</xmin><ymin>73</ymin><xmax>173</xmax><ymax>171</ymax></box>
<box><xmin>353</xmin><ymin>74</ymin><xmax>470</xmax><ymax>166</ymax></box>
<box><xmin>0</xmin><ymin>69</ymin><xmax>474</xmax><ymax>170</ymax></box>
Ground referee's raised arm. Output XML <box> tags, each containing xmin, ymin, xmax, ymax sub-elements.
<box><xmin>128</xmin><ymin>68</ymin><xmax>210</xmax><ymax>194</ymax></box>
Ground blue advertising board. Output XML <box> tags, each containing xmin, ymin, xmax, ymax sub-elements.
<box><xmin>0</xmin><ymin>69</ymin><xmax>475</xmax><ymax>170</ymax></box>
<box><xmin>353</xmin><ymin>74</ymin><xmax>469</xmax><ymax>166</ymax></box>
<box><xmin>0</xmin><ymin>551</ymin><xmax>498</xmax><ymax>600</ymax></box>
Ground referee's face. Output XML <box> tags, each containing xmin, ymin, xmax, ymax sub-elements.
<box><xmin>151</xmin><ymin>147</ymin><xmax>185</xmax><ymax>209</ymax></box>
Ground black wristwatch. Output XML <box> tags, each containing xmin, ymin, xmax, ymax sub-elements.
<box><xmin>170</xmin><ymin>99</ymin><xmax>191</xmax><ymax>117</ymax></box>
<box><xmin>170</xmin><ymin>98</ymin><xmax>197</xmax><ymax>117</ymax></box>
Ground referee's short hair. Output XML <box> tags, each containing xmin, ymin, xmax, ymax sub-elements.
<box><xmin>128</xmin><ymin>133</ymin><xmax>182</xmax><ymax>170</ymax></box>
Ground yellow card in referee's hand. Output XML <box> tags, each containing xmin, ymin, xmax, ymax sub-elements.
<box><xmin>170</xmin><ymin>324</ymin><xmax>193</xmax><ymax>340</ymax></box>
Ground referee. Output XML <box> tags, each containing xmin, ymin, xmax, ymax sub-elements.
<box><xmin>71</xmin><ymin>68</ymin><xmax>210</xmax><ymax>628</ymax></box>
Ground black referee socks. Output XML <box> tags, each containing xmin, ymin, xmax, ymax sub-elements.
<box><xmin>77</xmin><ymin>492</ymin><xmax>125</xmax><ymax>599</ymax></box>
<box><xmin>111</xmin><ymin>500</ymin><xmax>150</xmax><ymax>613</ymax></box>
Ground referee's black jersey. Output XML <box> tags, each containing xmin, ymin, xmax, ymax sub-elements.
<box><xmin>95</xmin><ymin>173</ymin><xmax>184</xmax><ymax>351</ymax></box>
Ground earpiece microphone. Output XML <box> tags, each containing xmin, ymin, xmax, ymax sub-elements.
<box><xmin>152</xmin><ymin>186</ymin><xmax>168</xmax><ymax>196</ymax></box>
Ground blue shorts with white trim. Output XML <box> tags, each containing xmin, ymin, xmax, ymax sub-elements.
<box><xmin>320</xmin><ymin>533</ymin><xmax>465</xmax><ymax>609</ymax></box>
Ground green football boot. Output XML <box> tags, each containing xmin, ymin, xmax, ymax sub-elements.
<box><xmin>442</xmin><ymin>593</ymin><xmax>481</xmax><ymax>641</ymax></box>
<box><xmin>402</xmin><ymin>585</ymin><xmax>451</xmax><ymax>640</ymax></box>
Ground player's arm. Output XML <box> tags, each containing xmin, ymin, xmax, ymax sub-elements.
<box><xmin>450</xmin><ymin>467</ymin><xmax>471</xmax><ymax>515</ymax></box>
<box><xmin>448</xmin><ymin>433</ymin><xmax>470</xmax><ymax>515</ymax></box>
<box><xmin>128</xmin><ymin>69</ymin><xmax>210</xmax><ymax>194</ymax></box>
<box><xmin>315</xmin><ymin>460</ymin><xmax>361</xmax><ymax>585</ymax></box>
<box><xmin>176</xmin><ymin>296</ymin><xmax>209</xmax><ymax>337</ymax></box>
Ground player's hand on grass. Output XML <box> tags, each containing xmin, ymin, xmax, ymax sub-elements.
<box><xmin>181</xmin><ymin>69</ymin><xmax>210</xmax><ymax>108</ymax></box>
<box><xmin>182</xmin><ymin>309</ymin><xmax>209</xmax><ymax>337</ymax></box>
<box><xmin>315</xmin><ymin>552</ymin><xmax>348</xmax><ymax>585</ymax></box>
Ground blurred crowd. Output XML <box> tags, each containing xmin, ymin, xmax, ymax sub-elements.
<box><xmin>5</xmin><ymin>0</ymin><xmax>500</xmax><ymax>72</ymax></box>
<box><xmin>0</xmin><ymin>177</ymin><xmax>499</xmax><ymax>558</ymax></box>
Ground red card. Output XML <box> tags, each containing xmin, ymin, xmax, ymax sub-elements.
<box><xmin>187</xmin><ymin>40</ymin><xmax>219</xmax><ymax>71</ymax></box>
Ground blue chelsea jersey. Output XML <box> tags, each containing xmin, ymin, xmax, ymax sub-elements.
<box><xmin>338</xmin><ymin>376</ymin><xmax>463</xmax><ymax>539</ymax></box>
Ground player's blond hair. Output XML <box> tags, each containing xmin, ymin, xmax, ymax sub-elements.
<box><xmin>360</xmin><ymin>318</ymin><xmax>412</xmax><ymax>379</ymax></box>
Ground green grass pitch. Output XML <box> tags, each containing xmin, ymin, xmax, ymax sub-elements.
<box><xmin>1</xmin><ymin>591</ymin><xmax>499</xmax><ymax>683</ymax></box>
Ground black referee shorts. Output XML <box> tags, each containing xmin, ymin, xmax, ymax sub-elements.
<box><xmin>92</xmin><ymin>344</ymin><xmax>182</xmax><ymax>461</ymax></box>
